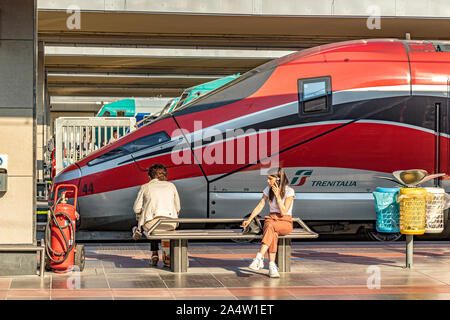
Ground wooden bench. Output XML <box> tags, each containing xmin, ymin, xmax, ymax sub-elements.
<box><xmin>144</xmin><ymin>218</ymin><xmax>318</xmax><ymax>273</ymax></box>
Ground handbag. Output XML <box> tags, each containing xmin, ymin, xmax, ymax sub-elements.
<box><xmin>242</xmin><ymin>216</ymin><xmax>263</xmax><ymax>235</ymax></box>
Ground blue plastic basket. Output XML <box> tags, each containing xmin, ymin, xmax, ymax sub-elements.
<box><xmin>372</xmin><ymin>187</ymin><xmax>400</xmax><ymax>233</ymax></box>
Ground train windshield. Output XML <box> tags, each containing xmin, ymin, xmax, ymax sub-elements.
<box><xmin>87</xmin><ymin>131</ymin><xmax>170</xmax><ymax>166</ymax></box>
<box><xmin>172</xmin><ymin>92</ymin><xmax>190</xmax><ymax>111</ymax></box>
<box><xmin>173</xmin><ymin>58</ymin><xmax>280</xmax><ymax>115</ymax></box>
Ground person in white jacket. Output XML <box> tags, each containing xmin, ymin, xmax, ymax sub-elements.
<box><xmin>132</xmin><ymin>163</ymin><xmax>181</xmax><ymax>266</ymax></box>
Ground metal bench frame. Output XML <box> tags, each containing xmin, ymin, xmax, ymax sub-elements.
<box><xmin>145</xmin><ymin>218</ymin><xmax>318</xmax><ymax>273</ymax></box>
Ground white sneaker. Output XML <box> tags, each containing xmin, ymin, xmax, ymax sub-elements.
<box><xmin>132</xmin><ymin>226</ymin><xmax>142</xmax><ymax>240</ymax></box>
<box><xmin>269</xmin><ymin>263</ymin><xmax>280</xmax><ymax>278</ymax></box>
<box><xmin>249</xmin><ymin>256</ymin><xmax>264</xmax><ymax>271</ymax></box>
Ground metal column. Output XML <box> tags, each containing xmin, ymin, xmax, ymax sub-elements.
<box><xmin>0</xmin><ymin>0</ymin><xmax>38</xmax><ymax>276</ymax></box>
<box><xmin>275</xmin><ymin>238</ymin><xmax>291</xmax><ymax>272</ymax></box>
<box><xmin>170</xmin><ymin>239</ymin><xmax>188</xmax><ymax>273</ymax></box>
<box><xmin>406</xmin><ymin>235</ymin><xmax>414</xmax><ymax>268</ymax></box>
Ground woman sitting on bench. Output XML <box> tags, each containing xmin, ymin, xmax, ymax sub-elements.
<box><xmin>242</xmin><ymin>167</ymin><xmax>294</xmax><ymax>278</ymax></box>
<box><xmin>132</xmin><ymin>163</ymin><xmax>181</xmax><ymax>267</ymax></box>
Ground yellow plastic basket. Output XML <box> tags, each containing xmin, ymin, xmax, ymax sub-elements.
<box><xmin>398</xmin><ymin>188</ymin><xmax>430</xmax><ymax>235</ymax></box>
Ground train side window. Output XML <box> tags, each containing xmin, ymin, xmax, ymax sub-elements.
<box><xmin>87</xmin><ymin>131</ymin><xmax>170</xmax><ymax>166</ymax></box>
<box><xmin>122</xmin><ymin>131</ymin><xmax>170</xmax><ymax>153</ymax></box>
<box><xmin>87</xmin><ymin>148</ymin><xmax>130</xmax><ymax>166</ymax></box>
<box><xmin>298</xmin><ymin>77</ymin><xmax>332</xmax><ymax>116</ymax></box>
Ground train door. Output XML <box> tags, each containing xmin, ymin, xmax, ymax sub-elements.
<box><xmin>435</xmin><ymin>98</ymin><xmax>444</xmax><ymax>187</ymax></box>
<box><xmin>435</xmin><ymin>77</ymin><xmax>450</xmax><ymax>188</ymax></box>
<box><xmin>407</xmin><ymin>42</ymin><xmax>450</xmax><ymax>188</ymax></box>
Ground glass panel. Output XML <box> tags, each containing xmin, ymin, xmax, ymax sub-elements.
<box><xmin>173</xmin><ymin>92</ymin><xmax>190</xmax><ymax>111</ymax></box>
<box><xmin>87</xmin><ymin>131</ymin><xmax>170</xmax><ymax>166</ymax></box>
<box><xmin>87</xmin><ymin>148</ymin><xmax>129</xmax><ymax>166</ymax></box>
<box><xmin>303</xmin><ymin>81</ymin><xmax>326</xmax><ymax>101</ymax></box>
<box><xmin>304</xmin><ymin>96</ymin><xmax>327</xmax><ymax>113</ymax></box>
<box><xmin>123</xmin><ymin>131</ymin><xmax>170</xmax><ymax>153</ymax></box>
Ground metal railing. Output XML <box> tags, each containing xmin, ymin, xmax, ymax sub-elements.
<box><xmin>54</xmin><ymin>117</ymin><xmax>136</xmax><ymax>175</ymax></box>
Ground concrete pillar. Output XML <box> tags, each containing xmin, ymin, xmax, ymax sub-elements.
<box><xmin>0</xmin><ymin>0</ymin><xmax>37</xmax><ymax>275</ymax></box>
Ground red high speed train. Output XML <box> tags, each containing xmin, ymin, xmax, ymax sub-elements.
<box><xmin>52</xmin><ymin>39</ymin><xmax>450</xmax><ymax>239</ymax></box>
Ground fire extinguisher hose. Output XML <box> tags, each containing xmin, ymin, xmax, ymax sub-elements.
<box><xmin>45</xmin><ymin>196</ymin><xmax>76</xmax><ymax>264</ymax></box>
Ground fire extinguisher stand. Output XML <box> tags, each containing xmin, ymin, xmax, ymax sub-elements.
<box><xmin>45</xmin><ymin>184</ymin><xmax>85</xmax><ymax>273</ymax></box>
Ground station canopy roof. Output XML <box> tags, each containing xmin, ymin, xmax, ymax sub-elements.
<box><xmin>38</xmin><ymin>0</ymin><xmax>450</xmax><ymax>112</ymax></box>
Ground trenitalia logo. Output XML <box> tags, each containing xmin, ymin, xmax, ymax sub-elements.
<box><xmin>290</xmin><ymin>170</ymin><xmax>313</xmax><ymax>186</ymax></box>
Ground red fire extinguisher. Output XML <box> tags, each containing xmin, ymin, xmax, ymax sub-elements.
<box><xmin>45</xmin><ymin>184</ymin><xmax>85</xmax><ymax>273</ymax></box>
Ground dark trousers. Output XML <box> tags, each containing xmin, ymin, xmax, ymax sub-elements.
<box><xmin>150</xmin><ymin>240</ymin><xmax>159</xmax><ymax>252</ymax></box>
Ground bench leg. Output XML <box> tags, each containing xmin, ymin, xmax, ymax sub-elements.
<box><xmin>275</xmin><ymin>238</ymin><xmax>291</xmax><ymax>272</ymax></box>
<box><xmin>40</xmin><ymin>240</ymin><xmax>45</xmax><ymax>278</ymax></box>
<box><xmin>170</xmin><ymin>239</ymin><xmax>188</xmax><ymax>273</ymax></box>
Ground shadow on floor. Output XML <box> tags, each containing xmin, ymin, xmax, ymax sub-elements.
<box><xmin>290</xmin><ymin>249</ymin><xmax>399</xmax><ymax>267</ymax></box>
<box><xmin>86</xmin><ymin>253</ymin><xmax>152</xmax><ymax>269</ymax></box>
<box><xmin>383</xmin><ymin>248</ymin><xmax>450</xmax><ymax>258</ymax></box>
<box><xmin>87</xmin><ymin>248</ymin><xmax>402</xmax><ymax>273</ymax></box>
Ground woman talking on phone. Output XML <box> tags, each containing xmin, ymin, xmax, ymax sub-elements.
<box><xmin>241</xmin><ymin>167</ymin><xmax>295</xmax><ymax>278</ymax></box>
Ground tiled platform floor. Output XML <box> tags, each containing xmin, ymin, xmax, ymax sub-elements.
<box><xmin>1</xmin><ymin>241</ymin><xmax>450</xmax><ymax>300</ymax></box>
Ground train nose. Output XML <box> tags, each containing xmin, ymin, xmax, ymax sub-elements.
<box><xmin>53</xmin><ymin>163</ymin><xmax>82</xmax><ymax>185</ymax></box>
<box><xmin>51</xmin><ymin>164</ymin><xmax>82</xmax><ymax>204</ymax></box>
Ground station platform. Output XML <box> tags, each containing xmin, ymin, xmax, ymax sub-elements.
<box><xmin>1</xmin><ymin>241</ymin><xmax>450</xmax><ymax>300</ymax></box>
